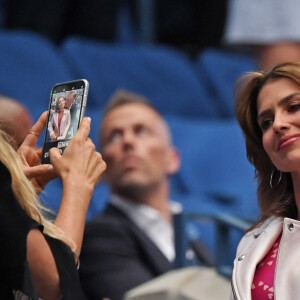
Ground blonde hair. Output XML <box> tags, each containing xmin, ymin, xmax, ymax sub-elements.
<box><xmin>0</xmin><ymin>129</ymin><xmax>74</xmax><ymax>249</ymax></box>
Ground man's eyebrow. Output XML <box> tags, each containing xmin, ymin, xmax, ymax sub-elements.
<box><xmin>257</xmin><ymin>93</ymin><xmax>300</xmax><ymax>122</ymax></box>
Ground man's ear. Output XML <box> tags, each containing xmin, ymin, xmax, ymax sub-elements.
<box><xmin>166</xmin><ymin>146</ymin><xmax>180</xmax><ymax>175</ymax></box>
<box><xmin>101</xmin><ymin>171</ymin><xmax>109</xmax><ymax>183</ymax></box>
<box><xmin>99</xmin><ymin>149</ymin><xmax>109</xmax><ymax>183</ymax></box>
<box><xmin>101</xmin><ymin>157</ymin><xmax>110</xmax><ymax>184</ymax></box>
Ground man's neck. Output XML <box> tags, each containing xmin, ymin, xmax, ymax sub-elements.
<box><xmin>113</xmin><ymin>183</ymin><xmax>172</xmax><ymax>223</ymax></box>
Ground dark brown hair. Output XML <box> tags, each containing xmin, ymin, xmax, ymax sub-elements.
<box><xmin>234</xmin><ymin>62</ymin><xmax>300</xmax><ymax>228</ymax></box>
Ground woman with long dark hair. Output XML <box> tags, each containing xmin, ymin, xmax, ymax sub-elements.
<box><xmin>231</xmin><ymin>62</ymin><xmax>300</xmax><ymax>299</ymax></box>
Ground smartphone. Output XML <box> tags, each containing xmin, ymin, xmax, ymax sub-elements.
<box><xmin>41</xmin><ymin>79</ymin><xmax>89</xmax><ymax>164</ymax></box>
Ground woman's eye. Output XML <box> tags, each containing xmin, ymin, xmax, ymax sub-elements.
<box><xmin>260</xmin><ymin>119</ymin><xmax>273</xmax><ymax>131</ymax></box>
<box><xmin>288</xmin><ymin>103</ymin><xmax>300</xmax><ymax>112</ymax></box>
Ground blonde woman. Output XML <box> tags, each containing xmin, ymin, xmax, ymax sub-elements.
<box><xmin>0</xmin><ymin>112</ymin><xmax>106</xmax><ymax>299</ymax></box>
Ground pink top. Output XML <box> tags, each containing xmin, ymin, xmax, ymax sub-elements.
<box><xmin>58</xmin><ymin>111</ymin><xmax>63</xmax><ymax>136</ymax></box>
<box><xmin>251</xmin><ymin>234</ymin><xmax>282</xmax><ymax>300</ymax></box>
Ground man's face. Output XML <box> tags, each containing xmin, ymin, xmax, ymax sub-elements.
<box><xmin>1</xmin><ymin>108</ymin><xmax>33</xmax><ymax>149</ymax></box>
<box><xmin>100</xmin><ymin>103</ymin><xmax>179</xmax><ymax>192</ymax></box>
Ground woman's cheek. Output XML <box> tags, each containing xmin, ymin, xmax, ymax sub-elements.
<box><xmin>262</xmin><ymin>133</ymin><xmax>273</xmax><ymax>157</ymax></box>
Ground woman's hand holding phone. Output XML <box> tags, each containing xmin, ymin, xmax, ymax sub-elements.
<box><xmin>18</xmin><ymin>111</ymin><xmax>106</xmax><ymax>197</ymax></box>
<box><xmin>50</xmin><ymin>132</ymin><xmax>56</xmax><ymax>141</ymax></box>
<box><xmin>17</xmin><ymin>79</ymin><xmax>106</xmax><ymax>263</ymax></box>
<box><xmin>49</xmin><ymin>116</ymin><xmax>106</xmax><ymax>197</ymax></box>
<box><xmin>17</xmin><ymin>111</ymin><xmax>56</xmax><ymax>193</ymax></box>
<box><xmin>50</xmin><ymin>116</ymin><xmax>106</xmax><ymax>256</ymax></box>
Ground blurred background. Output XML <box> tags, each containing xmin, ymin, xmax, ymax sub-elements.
<box><xmin>0</xmin><ymin>0</ymin><xmax>263</xmax><ymax>276</ymax></box>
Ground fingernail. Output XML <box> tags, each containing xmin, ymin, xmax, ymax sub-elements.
<box><xmin>48</xmin><ymin>165</ymin><xmax>54</xmax><ymax>171</ymax></box>
<box><xmin>86</xmin><ymin>117</ymin><xmax>91</xmax><ymax>123</ymax></box>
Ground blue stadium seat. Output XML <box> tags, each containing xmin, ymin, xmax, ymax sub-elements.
<box><xmin>0</xmin><ymin>29</ymin><xmax>259</xmax><ymax>233</ymax></box>
<box><xmin>0</xmin><ymin>29</ymin><xmax>73</xmax><ymax>121</ymax></box>
<box><xmin>85</xmin><ymin>105</ymin><xmax>110</xmax><ymax>220</ymax></box>
<box><xmin>167</xmin><ymin>115</ymin><xmax>259</xmax><ymax>219</ymax></box>
<box><xmin>42</xmin><ymin>177</ymin><xmax>109</xmax><ymax>221</ymax></box>
<box><xmin>41</xmin><ymin>178</ymin><xmax>63</xmax><ymax>215</ymax></box>
<box><xmin>61</xmin><ymin>37</ymin><xmax>219</xmax><ymax>118</ymax></box>
<box><xmin>85</xmin><ymin>105</ymin><xmax>103</xmax><ymax>149</ymax></box>
<box><xmin>41</xmin><ymin>175</ymin><xmax>105</xmax><ymax>221</ymax></box>
<box><xmin>195</xmin><ymin>48</ymin><xmax>256</xmax><ymax>118</ymax></box>
<box><xmin>166</xmin><ymin>116</ymin><xmax>259</xmax><ymax>266</ymax></box>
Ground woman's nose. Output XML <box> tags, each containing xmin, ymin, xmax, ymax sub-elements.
<box><xmin>272</xmin><ymin>115</ymin><xmax>289</xmax><ymax>133</ymax></box>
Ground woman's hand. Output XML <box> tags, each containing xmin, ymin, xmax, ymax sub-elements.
<box><xmin>49</xmin><ymin>117</ymin><xmax>106</xmax><ymax>194</ymax></box>
<box><xmin>50</xmin><ymin>117</ymin><xmax>106</xmax><ymax>255</ymax></box>
<box><xmin>50</xmin><ymin>132</ymin><xmax>56</xmax><ymax>141</ymax></box>
<box><xmin>17</xmin><ymin>111</ymin><xmax>56</xmax><ymax>192</ymax></box>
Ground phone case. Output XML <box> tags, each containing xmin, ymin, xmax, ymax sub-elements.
<box><xmin>41</xmin><ymin>79</ymin><xmax>89</xmax><ymax>164</ymax></box>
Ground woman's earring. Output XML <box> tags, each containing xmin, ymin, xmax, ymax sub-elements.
<box><xmin>270</xmin><ymin>169</ymin><xmax>282</xmax><ymax>189</ymax></box>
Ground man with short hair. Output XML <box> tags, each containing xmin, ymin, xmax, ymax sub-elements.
<box><xmin>79</xmin><ymin>89</ymin><xmax>181</xmax><ymax>300</ymax></box>
<box><xmin>0</xmin><ymin>95</ymin><xmax>33</xmax><ymax>149</ymax></box>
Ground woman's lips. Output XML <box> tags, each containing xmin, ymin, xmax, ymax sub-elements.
<box><xmin>278</xmin><ymin>134</ymin><xmax>300</xmax><ymax>150</ymax></box>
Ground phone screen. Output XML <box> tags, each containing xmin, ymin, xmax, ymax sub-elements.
<box><xmin>41</xmin><ymin>79</ymin><xmax>89</xmax><ymax>164</ymax></box>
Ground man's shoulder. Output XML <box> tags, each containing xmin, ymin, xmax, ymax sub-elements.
<box><xmin>84</xmin><ymin>203</ymin><xmax>135</xmax><ymax>235</ymax></box>
<box><xmin>82</xmin><ymin>204</ymin><xmax>145</xmax><ymax>256</ymax></box>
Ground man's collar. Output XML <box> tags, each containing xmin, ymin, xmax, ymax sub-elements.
<box><xmin>110</xmin><ymin>194</ymin><xmax>182</xmax><ymax>219</ymax></box>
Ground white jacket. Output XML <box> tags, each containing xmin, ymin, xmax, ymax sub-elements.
<box><xmin>48</xmin><ymin>109</ymin><xmax>71</xmax><ymax>140</ymax></box>
<box><xmin>231</xmin><ymin>216</ymin><xmax>300</xmax><ymax>300</ymax></box>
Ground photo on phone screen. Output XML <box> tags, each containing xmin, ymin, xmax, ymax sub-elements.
<box><xmin>41</xmin><ymin>79</ymin><xmax>89</xmax><ymax>164</ymax></box>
